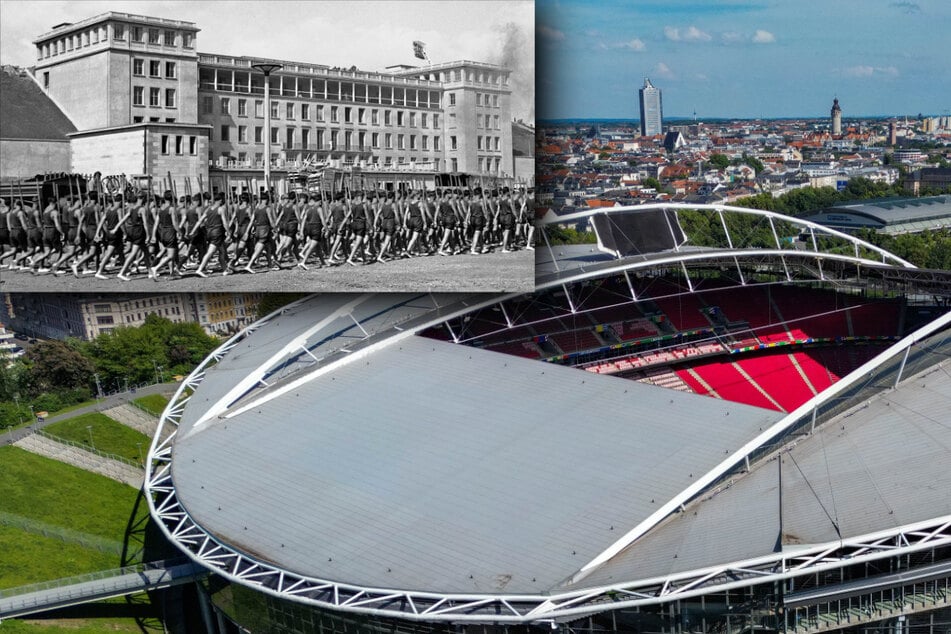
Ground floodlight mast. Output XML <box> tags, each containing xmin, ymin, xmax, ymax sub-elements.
<box><xmin>252</xmin><ymin>63</ymin><xmax>284</xmax><ymax>197</ymax></box>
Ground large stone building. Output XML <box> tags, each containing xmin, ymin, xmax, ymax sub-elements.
<box><xmin>23</xmin><ymin>11</ymin><xmax>517</xmax><ymax>194</ymax></box>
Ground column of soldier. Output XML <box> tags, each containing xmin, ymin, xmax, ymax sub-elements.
<box><xmin>0</xmin><ymin>186</ymin><xmax>534</xmax><ymax>281</ymax></box>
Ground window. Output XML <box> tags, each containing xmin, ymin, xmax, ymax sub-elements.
<box><xmin>133</xmin><ymin>116</ymin><xmax>144</xmax><ymax>123</ymax></box>
<box><xmin>165</xmin><ymin>117</ymin><xmax>175</xmax><ymax>123</ymax></box>
<box><xmin>131</xmin><ymin>26</ymin><xmax>142</xmax><ymax>42</ymax></box>
<box><xmin>238</xmin><ymin>152</ymin><xmax>247</xmax><ymax>163</ymax></box>
<box><xmin>200</xmin><ymin>96</ymin><xmax>213</xmax><ymax>115</ymax></box>
<box><xmin>254</xmin><ymin>126</ymin><xmax>263</xmax><ymax>143</ymax></box>
<box><xmin>451</xmin><ymin>158</ymin><xmax>458</xmax><ymax>172</ymax></box>
<box><xmin>494</xmin><ymin>115</ymin><xmax>499</xmax><ymax>130</ymax></box>
<box><xmin>165</xmin><ymin>61</ymin><xmax>176</xmax><ymax>78</ymax></box>
<box><xmin>165</xmin><ymin>88</ymin><xmax>176</xmax><ymax>107</ymax></box>
<box><xmin>270</xmin><ymin>127</ymin><xmax>279</xmax><ymax>144</ymax></box>
<box><xmin>397</xmin><ymin>134</ymin><xmax>405</xmax><ymax>150</ymax></box>
<box><xmin>477</xmin><ymin>136</ymin><xmax>482</xmax><ymax>150</ymax></box>
<box><xmin>238</xmin><ymin>99</ymin><xmax>247</xmax><ymax>116</ymax></box>
<box><xmin>183</xmin><ymin>33</ymin><xmax>193</xmax><ymax>48</ymax></box>
<box><xmin>344</xmin><ymin>131</ymin><xmax>352</xmax><ymax>150</ymax></box>
<box><xmin>149</xmin><ymin>117</ymin><xmax>160</xmax><ymax>122</ymax></box>
<box><xmin>384</xmin><ymin>110</ymin><xmax>391</xmax><ymax>125</ymax></box>
<box><xmin>476</xmin><ymin>93</ymin><xmax>481</xmax><ymax>106</ymax></box>
<box><xmin>133</xmin><ymin>58</ymin><xmax>144</xmax><ymax>76</ymax></box>
<box><xmin>301</xmin><ymin>104</ymin><xmax>309</xmax><ymax>120</ymax></box>
<box><xmin>301</xmin><ymin>128</ymin><xmax>310</xmax><ymax>147</ymax></box>
<box><xmin>164</xmin><ymin>30</ymin><xmax>175</xmax><ymax>46</ymax></box>
<box><xmin>397</xmin><ymin>111</ymin><xmax>404</xmax><ymax>126</ymax></box>
<box><xmin>316</xmin><ymin>130</ymin><xmax>324</xmax><ymax>148</ymax></box>
<box><xmin>161</xmin><ymin>135</ymin><xmax>170</xmax><ymax>154</ymax></box>
<box><xmin>149</xmin><ymin>87</ymin><xmax>160</xmax><ymax>107</ymax></box>
<box><xmin>434</xmin><ymin>114</ymin><xmax>440</xmax><ymax>128</ymax></box>
<box><xmin>286</xmin><ymin>102</ymin><xmax>294</xmax><ymax>119</ymax></box>
<box><xmin>316</xmin><ymin>105</ymin><xmax>324</xmax><ymax>121</ymax></box>
<box><xmin>449</xmin><ymin>93</ymin><xmax>456</xmax><ymax>106</ymax></box>
<box><xmin>43</xmin><ymin>71</ymin><xmax>49</xmax><ymax>89</ymax></box>
<box><xmin>409</xmin><ymin>112</ymin><xmax>417</xmax><ymax>127</ymax></box>
<box><xmin>344</xmin><ymin>107</ymin><xmax>352</xmax><ymax>123</ymax></box>
<box><xmin>494</xmin><ymin>137</ymin><xmax>500</xmax><ymax>151</ymax></box>
<box><xmin>220</xmin><ymin>125</ymin><xmax>230</xmax><ymax>141</ymax></box>
<box><xmin>238</xmin><ymin>125</ymin><xmax>247</xmax><ymax>143</ymax></box>
<box><xmin>330</xmin><ymin>131</ymin><xmax>338</xmax><ymax>149</ymax></box>
<box><xmin>358</xmin><ymin>108</ymin><xmax>365</xmax><ymax>124</ymax></box>
<box><xmin>450</xmin><ymin>136</ymin><xmax>457</xmax><ymax>150</ymax></box>
<box><xmin>449</xmin><ymin>113</ymin><xmax>457</xmax><ymax>128</ymax></box>
<box><xmin>189</xmin><ymin>137</ymin><xmax>197</xmax><ymax>154</ymax></box>
<box><xmin>175</xmin><ymin>136</ymin><xmax>184</xmax><ymax>155</ymax></box>
<box><xmin>113</xmin><ymin>24</ymin><xmax>125</xmax><ymax>40</ymax></box>
<box><xmin>255</xmin><ymin>100</ymin><xmax>263</xmax><ymax>117</ymax></box>
<box><xmin>286</xmin><ymin>128</ymin><xmax>295</xmax><ymax>148</ymax></box>
<box><xmin>271</xmin><ymin>101</ymin><xmax>279</xmax><ymax>119</ymax></box>
<box><xmin>149</xmin><ymin>60</ymin><xmax>160</xmax><ymax>77</ymax></box>
<box><xmin>409</xmin><ymin>135</ymin><xmax>417</xmax><ymax>150</ymax></box>
<box><xmin>221</xmin><ymin>98</ymin><xmax>230</xmax><ymax>114</ymax></box>
<box><xmin>254</xmin><ymin>152</ymin><xmax>263</xmax><ymax>165</ymax></box>
<box><xmin>371</xmin><ymin>132</ymin><xmax>379</xmax><ymax>148</ymax></box>
<box><xmin>148</xmin><ymin>28</ymin><xmax>160</xmax><ymax>44</ymax></box>
<box><xmin>493</xmin><ymin>94</ymin><xmax>499</xmax><ymax>107</ymax></box>
<box><xmin>484</xmin><ymin>114</ymin><xmax>491</xmax><ymax>128</ymax></box>
<box><xmin>434</xmin><ymin>136</ymin><xmax>440</xmax><ymax>151</ymax></box>
<box><xmin>133</xmin><ymin>86</ymin><xmax>144</xmax><ymax>106</ymax></box>
<box><xmin>422</xmin><ymin>135</ymin><xmax>428</xmax><ymax>150</ymax></box>
<box><xmin>371</xmin><ymin>109</ymin><xmax>379</xmax><ymax>125</ymax></box>
<box><xmin>421</xmin><ymin>113</ymin><xmax>428</xmax><ymax>128</ymax></box>
<box><xmin>384</xmin><ymin>133</ymin><xmax>392</xmax><ymax>149</ymax></box>
<box><xmin>331</xmin><ymin>106</ymin><xmax>338</xmax><ymax>123</ymax></box>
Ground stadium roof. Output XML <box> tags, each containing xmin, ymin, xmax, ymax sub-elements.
<box><xmin>804</xmin><ymin>196</ymin><xmax>951</xmax><ymax>234</ymax></box>
<box><xmin>0</xmin><ymin>66</ymin><xmax>76</xmax><ymax>141</ymax></box>
<box><xmin>170</xmin><ymin>300</ymin><xmax>780</xmax><ymax>595</ymax></box>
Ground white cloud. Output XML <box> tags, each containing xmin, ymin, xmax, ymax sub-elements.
<box><xmin>721</xmin><ymin>31</ymin><xmax>744</xmax><ymax>44</ymax></box>
<box><xmin>537</xmin><ymin>24</ymin><xmax>565</xmax><ymax>41</ymax></box>
<box><xmin>622</xmin><ymin>38</ymin><xmax>646</xmax><ymax>51</ymax></box>
<box><xmin>752</xmin><ymin>29</ymin><xmax>775</xmax><ymax>43</ymax></box>
<box><xmin>654</xmin><ymin>62</ymin><xmax>675</xmax><ymax>79</ymax></box>
<box><xmin>842</xmin><ymin>65</ymin><xmax>899</xmax><ymax>77</ymax></box>
<box><xmin>664</xmin><ymin>25</ymin><xmax>711</xmax><ymax>42</ymax></box>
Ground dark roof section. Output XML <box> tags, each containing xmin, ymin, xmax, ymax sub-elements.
<box><xmin>0</xmin><ymin>67</ymin><xmax>76</xmax><ymax>141</ymax></box>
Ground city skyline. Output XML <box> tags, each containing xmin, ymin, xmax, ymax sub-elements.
<box><xmin>538</xmin><ymin>0</ymin><xmax>951</xmax><ymax>121</ymax></box>
<box><xmin>0</xmin><ymin>0</ymin><xmax>535</xmax><ymax>124</ymax></box>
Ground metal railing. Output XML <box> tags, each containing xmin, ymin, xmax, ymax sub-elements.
<box><xmin>0</xmin><ymin>511</ymin><xmax>125</xmax><ymax>556</ymax></box>
<box><xmin>0</xmin><ymin>558</ymin><xmax>190</xmax><ymax>600</ymax></box>
<box><xmin>34</xmin><ymin>428</ymin><xmax>142</xmax><ymax>468</ymax></box>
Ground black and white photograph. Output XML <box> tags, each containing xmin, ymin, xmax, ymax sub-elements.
<box><xmin>0</xmin><ymin>0</ymin><xmax>535</xmax><ymax>292</ymax></box>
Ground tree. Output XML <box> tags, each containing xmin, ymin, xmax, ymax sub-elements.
<box><xmin>642</xmin><ymin>177</ymin><xmax>663</xmax><ymax>191</ymax></box>
<box><xmin>257</xmin><ymin>294</ymin><xmax>308</xmax><ymax>319</ymax></box>
<box><xmin>25</xmin><ymin>340</ymin><xmax>95</xmax><ymax>397</ymax></box>
<box><xmin>708</xmin><ymin>153</ymin><xmax>730</xmax><ymax>170</ymax></box>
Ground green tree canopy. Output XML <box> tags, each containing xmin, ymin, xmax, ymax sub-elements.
<box><xmin>708</xmin><ymin>153</ymin><xmax>731</xmax><ymax>170</ymax></box>
<box><xmin>25</xmin><ymin>340</ymin><xmax>95</xmax><ymax>396</ymax></box>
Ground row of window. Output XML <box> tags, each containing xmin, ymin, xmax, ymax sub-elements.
<box><xmin>204</xmin><ymin>96</ymin><xmax>445</xmax><ymax>129</ymax></box>
<box><xmin>160</xmin><ymin>135</ymin><xmax>200</xmax><ymax>155</ymax></box>
<box><xmin>37</xmin><ymin>23</ymin><xmax>193</xmax><ymax>59</ymax></box>
<box><xmin>133</xmin><ymin>86</ymin><xmax>177</xmax><ymax>108</ymax></box>
<box><xmin>215</xmin><ymin>126</ymin><xmax>444</xmax><ymax>153</ymax></box>
<box><xmin>217</xmin><ymin>153</ymin><xmax>445</xmax><ymax>171</ymax></box>
<box><xmin>133</xmin><ymin>58</ymin><xmax>176</xmax><ymax>79</ymax></box>
<box><xmin>199</xmin><ymin>69</ymin><xmax>441</xmax><ymax>108</ymax></box>
<box><xmin>113</xmin><ymin>23</ymin><xmax>193</xmax><ymax>48</ymax></box>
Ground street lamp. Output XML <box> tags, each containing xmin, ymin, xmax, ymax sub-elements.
<box><xmin>86</xmin><ymin>425</ymin><xmax>94</xmax><ymax>449</ymax></box>
<box><xmin>94</xmin><ymin>373</ymin><xmax>103</xmax><ymax>399</ymax></box>
<box><xmin>252</xmin><ymin>62</ymin><xmax>283</xmax><ymax>198</ymax></box>
<box><xmin>136</xmin><ymin>442</ymin><xmax>144</xmax><ymax>466</ymax></box>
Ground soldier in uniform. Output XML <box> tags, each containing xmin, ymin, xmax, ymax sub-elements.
<box><xmin>150</xmin><ymin>193</ymin><xmax>183</xmax><ymax>279</ymax></box>
<box><xmin>297</xmin><ymin>192</ymin><xmax>326</xmax><ymax>269</ymax></box>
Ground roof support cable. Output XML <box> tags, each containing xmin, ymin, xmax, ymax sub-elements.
<box><xmin>788</xmin><ymin>449</ymin><xmax>842</xmax><ymax>542</ymax></box>
<box><xmin>623</xmin><ymin>270</ymin><xmax>637</xmax><ymax>301</ymax></box>
<box><xmin>664</xmin><ymin>207</ymin><xmax>681</xmax><ymax>253</ymax></box>
<box><xmin>563</xmin><ymin>284</ymin><xmax>576</xmax><ymax>313</ymax></box>
<box><xmin>349</xmin><ymin>313</ymin><xmax>370</xmax><ymax>339</ymax></box>
<box><xmin>541</xmin><ymin>223</ymin><xmax>560</xmax><ymax>272</ymax></box>
<box><xmin>499</xmin><ymin>301</ymin><xmax>513</xmax><ymax>329</ymax></box>
<box><xmin>818</xmin><ymin>426</ymin><xmax>842</xmax><ymax>545</ymax></box>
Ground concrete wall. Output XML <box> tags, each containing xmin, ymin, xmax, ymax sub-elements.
<box><xmin>71</xmin><ymin>128</ymin><xmax>147</xmax><ymax>175</ymax></box>
<box><xmin>145</xmin><ymin>128</ymin><xmax>209</xmax><ymax>194</ymax></box>
<box><xmin>44</xmin><ymin>52</ymin><xmax>113</xmax><ymax>130</ymax></box>
<box><xmin>0</xmin><ymin>139</ymin><xmax>71</xmax><ymax>178</ymax></box>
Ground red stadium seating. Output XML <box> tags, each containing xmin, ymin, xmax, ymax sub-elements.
<box><xmin>653</xmin><ymin>294</ymin><xmax>710</xmax><ymax>330</ymax></box>
<box><xmin>686</xmin><ymin>361</ymin><xmax>778</xmax><ymax>410</ymax></box>
<box><xmin>734</xmin><ymin>353</ymin><xmax>815</xmax><ymax>412</ymax></box>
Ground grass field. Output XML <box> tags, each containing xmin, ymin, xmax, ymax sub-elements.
<box><xmin>0</xmin><ymin>446</ymin><xmax>144</xmax><ymax>547</ymax></box>
<box><xmin>132</xmin><ymin>394</ymin><xmax>170</xmax><ymax>417</ymax></box>
<box><xmin>0</xmin><ymin>595</ymin><xmax>160</xmax><ymax>633</ymax></box>
<box><xmin>0</xmin><ymin>525</ymin><xmax>118</xmax><ymax>588</ymax></box>
<box><xmin>44</xmin><ymin>412</ymin><xmax>150</xmax><ymax>465</ymax></box>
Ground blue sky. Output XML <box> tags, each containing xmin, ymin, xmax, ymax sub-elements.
<box><xmin>537</xmin><ymin>0</ymin><xmax>951</xmax><ymax>120</ymax></box>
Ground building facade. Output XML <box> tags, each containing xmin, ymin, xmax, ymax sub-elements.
<box><xmin>638</xmin><ymin>77</ymin><xmax>663</xmax><ymax>137</ymax></box>
<box><xmin>28</xmin><ymin>11</ymin><xmax>515</xmax><ymax>195</ymax></box>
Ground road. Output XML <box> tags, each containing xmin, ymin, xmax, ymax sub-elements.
<box><xmin>0</xmin><ymin>381</ymin><xmax>179</xmax><ymax>448</ymax></box>
<box><xmin>0</xmin><ymin>249</ymin><xmax>535</xmax><ymax>293</ymax></box>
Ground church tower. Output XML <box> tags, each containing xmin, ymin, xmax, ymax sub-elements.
<box><xmin>831</xmin><ymin>97</ymin><xmax>842</xmax><ymax>136</ymax></box>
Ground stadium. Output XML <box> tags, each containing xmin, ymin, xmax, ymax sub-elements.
<box><xmin>145</xmin><ymin>204</ymin><xmax>951</xmax><ymax>633</ymax></box>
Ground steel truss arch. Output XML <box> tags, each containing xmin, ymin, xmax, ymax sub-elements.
<box><xmin>539</xmin><ymin>202</ymin><xmax>915</xmax><ymax>274</ymax></box>
<box><xmin>145</xmin><ymin>297</ymin><xmax>951</xmax><ymax>625</ymax></box>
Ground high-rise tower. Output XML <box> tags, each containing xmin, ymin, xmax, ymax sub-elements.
<box><xmin>638</xmin><ymin>77</ymin><xmax>663</xmax><ymax>137</ymax></box>
<box><xmin>831</xmin><ymin>97</ymin><xmax>842</xmax><ymax>136</ymax></box>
